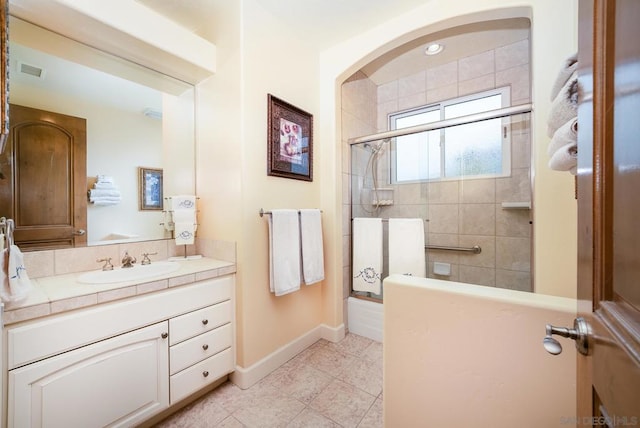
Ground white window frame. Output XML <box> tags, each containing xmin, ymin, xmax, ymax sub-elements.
<box><xmin>389</xmin><ymin>87</ymin><xmax>512</xmax><ymax>183</ymax></box>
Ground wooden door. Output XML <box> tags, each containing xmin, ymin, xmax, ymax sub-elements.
<box><xmin>577</xmin><ymin>0</ymin><xmax>640</xmax><ymax>424</ymax></box>
<box><xmin>0</xmin><ymin>104</ymin><xmax>87</xmax><ymax>249</ymax></box>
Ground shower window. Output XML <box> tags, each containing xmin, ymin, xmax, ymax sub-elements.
<box><xmin>390</xmin><ymin>87</ymin><xmax>511</xmax><ymax>182</ymax></box>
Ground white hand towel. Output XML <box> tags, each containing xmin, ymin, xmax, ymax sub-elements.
<box><xmin>96</xmin><ymin>175</ymin><xmax>114</xmax><ymax>184</ymax></box>
<box><xmin>352</xmin><ymin>218</ymin><xmax>383</xmax><ymax>295</ymax></box>
<box><xmin>268</xmin><ymin>210</ymin><xmax>301</xmax><ymax>296</ymax></box>
<box><xmin>300</xmin><ymin>209</ymin><xmax>324</xmax><ymax>285</ymax></box>
<box><xmin>171</xmin><ymin>195</ymin><xmax>196</xmax><ymax>210</ymax></box>
<box><xmin>170</xmin><ymin>195</ymin><xmax>197</xmax><ymax>245</ymax></box>
<box><xmin>1</xmin><ymin>245</ymin><xmax>32</xmax><ymax>302</ymax></box>
<box><xmin>388</xmin><ymin>218</ymin><xmax>426</xmax><ymax>277</ymax></box>
<box><xmin>547</xmin><ymin>71</ymin><xmax>578</xmax><ymax>138</ymax></box>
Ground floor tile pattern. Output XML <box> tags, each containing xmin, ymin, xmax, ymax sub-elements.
<box><xmin>155</xmin><ymin>334</ymin><xmax>382</xmax><ymax>428</ymax></box>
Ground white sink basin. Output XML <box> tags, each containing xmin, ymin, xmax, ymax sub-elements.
<box><xmin>77</xmin><ymin>262</ymin><xmax>180</xmax><ymax>284</ymax></box>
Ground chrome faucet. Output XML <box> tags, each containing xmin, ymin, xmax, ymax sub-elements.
<box><xmin>97</xmin><ymin>257</ymin><xmax>114</xmax><ymax>271</ymax></box>
<box><xmin>121</xmin><ymin>251</ymin><xmax>137</xmax><ymax>268</ymax></box>
<box><xmin>141</xmin><ymin>252</ymin><xmax>157</xmax><ymax>265</ymax></box>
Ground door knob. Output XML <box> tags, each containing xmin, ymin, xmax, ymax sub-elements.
<box><xmin>543</xmin><ymin>317</ymin><xmax>590</xmax><ymax>356</ymax></box>
<box><xmin>73</xmin><ymin>229</ymin><xmax>86</xmax><ymax>236</ymax></box>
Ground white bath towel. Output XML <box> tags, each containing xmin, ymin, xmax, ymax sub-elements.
<box><xmin>89</xmin><ymin>189</ymin><xmax>121</xmax><ymax>198</ymax></box>
<box><xmin>352</xmin><ymin>218</ymin><xmax>383</xmax><ymax>295</ymax></box>
<box><xmin>548</xmin><ymin>118</ymin><xmax>578</xmax><ymax>157</ymax></box>
<box><xmin>549</xmin><ymin>142</ymin><xmax>578</xmax><ymax>174</ymax></box>
<box><xmin>388</xmin><ymin>218</ymin><xmax>426</xmax><ymax>277</ymax></box>
<box><xmin>547</xmin><ymin>71</ymin><xmax>578</xmax><ymax>138</ymax></box>
<box><xmin>89</xmin><ymin>196</ymin><xmax>121</xmax><ymax>206</ymax></box>
<box><xmin>268</xmin><ymin>210</ymin><xmax>301</xmax><ymax>296</ymax></box>
<box><xmin>300</xmin><ymin>209</ymin><xmax>324</xmax><ymax>285</ymax></box>
<box><xmin>0</xmin><ymin>245</ymin><xmax>32</xmax><ymax>302</ymax></box>
<box><xmin>550</xmin><ymin>53</ymin><xmax>578</xmax><ymax>101</ymax></box>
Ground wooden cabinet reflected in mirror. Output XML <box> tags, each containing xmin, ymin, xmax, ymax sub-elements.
<box><xmin>0</xmin><ymin>0</ymin><xmax>7</xmax><ymax>153</ymax></box>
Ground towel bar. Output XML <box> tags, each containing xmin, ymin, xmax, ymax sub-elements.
<box><xmin>425</xmin><ymin>244</ymin><xmax>481</xmax><ymax>254</ymax></box>
<box><xmin>260</xmin><ymin>208</ymin><xmax>323</xmax><ymax>217</ymax></box>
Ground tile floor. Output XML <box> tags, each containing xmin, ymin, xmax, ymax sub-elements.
<box><xmin>155</xmin><ymin>333</ymin><xmax>383</xmax><ymax>428</ymax></box>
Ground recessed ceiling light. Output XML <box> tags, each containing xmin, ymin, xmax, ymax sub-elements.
<box><xmin>424</xmin><ymin>43</ymin><xmax>444</xmax><ymax>56</ymax></box>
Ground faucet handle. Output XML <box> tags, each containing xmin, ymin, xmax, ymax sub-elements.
<box><xmin>141</xmin><ymin>252</ymin><xmax>158</xmax><ymax>265</ymax></box>
<box><xmin>97</xmin><ymin>258</ymin><xmax>114</xmax><ymax>271</ymax></box>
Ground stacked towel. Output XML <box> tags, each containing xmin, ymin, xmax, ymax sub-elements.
<box><xmin>547</xmin><ymin>53</ymin><xmax>579</xmax><ymax>175</ymax></box>
<box><xmin>268</xmin><ymin>210</ymin><xmax>301</xmax><ymax>296</ymax></box>
<box><xmin>548</xmin><ymin>118</ymin><xmax>578</xmax><ymax>174</ymax></box>
<box><xmin>171</xmin><ymin>195</ymin><xmax>197</xmax><ymax>245</ymax></box>
<box><xmin>352</xmin><ymin>218</ymin><xmax>383</xmax><ymax>295</ymax></box>
<box><xmin>88</xmin><ymin>175</ymin><xmax>121</xmax><ymax>205</ymax></box>
<box><xmin>388</xmin><ymin>218</ymin><xmax>426</xmax><ymax>277</ymax></box>
<box><xmin>300</xmin><ymin>209</ymin><xmax>325</xmax><ymax>285</ymax></box>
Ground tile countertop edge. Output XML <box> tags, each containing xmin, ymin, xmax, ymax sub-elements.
<box><xmin>3</xmin><ymin>257</ymin><xmax>236</xmax><ymax>325</ymax></box>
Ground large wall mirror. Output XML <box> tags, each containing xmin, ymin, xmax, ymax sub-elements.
<box><xmin>0</xmin><ymin>16</ymin><xmax>196</xmax><ymax>249</ymax></box>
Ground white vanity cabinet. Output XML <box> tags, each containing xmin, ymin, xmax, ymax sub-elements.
<box><xmin>4</xmin><ymin>274</ymin><xmax>235</xmax><ymax>428</ymax></box>
<box><xmin>9</xmin><ymin>322</ymin><xmax>169</xmax><ymax>428</ymax></box>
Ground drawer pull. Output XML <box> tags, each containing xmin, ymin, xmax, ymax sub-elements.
<box><xmin>161</xmin><ymin>332</ymin><xmax>168</xmax><ymax>339</ymax></box>
<box><xmin>202</xmin><ymin>319</ymin><xmax>209</xmax><ymax>325</ymax></box>
<box><xmin>203</xmin><ymin>370</ymin><xmax>209</xmax><ymax>378</ymax></box>
<box><xmin>202</xmin><ymin>344</ymin><xmax>209</xmax><ymax>350</ymax></box>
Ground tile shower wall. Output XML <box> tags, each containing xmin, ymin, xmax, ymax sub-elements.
<box><xmin>342</xmin><ymin>38</ymin><xmax>532</xmax><ymax>300</ymax></box>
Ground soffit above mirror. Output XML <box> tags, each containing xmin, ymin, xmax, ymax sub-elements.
<box><xmin>8</xmin><ymin>0</ymin><xmax>216</xmax><ymax>84</ymax></box>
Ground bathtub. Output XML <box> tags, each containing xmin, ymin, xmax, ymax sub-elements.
<box><xmin>347</xmin><ymin>296</ymin><xmax>383</xmax><ymax>342</ymax></box>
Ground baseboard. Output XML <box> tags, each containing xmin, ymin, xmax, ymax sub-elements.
<box><xmin>230</xmin><ymin>323</ymin><xmax>345</xmax><ymax>389</ymax></box>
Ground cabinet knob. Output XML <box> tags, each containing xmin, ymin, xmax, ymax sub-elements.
<box><xmin>161</xmin><ymin>332</ymin><xmax>168</xmax><ymax>339</ymax></box>
<box><xmin>203</xmin><ymin>371</ymin><xmax>209</xmax><ymax>378</ymax></box>
<box><xmin>202</xmin><ymin>319</ymin><xmax>209</xmax><ymax>325</ymax></box>
<box><xmin>202</xmin><ymin>344</ymin><xmax>209</xmax><ymax>351</ymax></box>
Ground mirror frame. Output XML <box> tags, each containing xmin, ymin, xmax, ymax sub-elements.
<box><xmin>0</xmin><ymin>0</ymin><xmax>7</xmax><ymax>153</ymax></box>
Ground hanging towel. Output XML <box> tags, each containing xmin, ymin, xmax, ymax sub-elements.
<box><xmin>268</xmin><ymin>210</ymin><xmax>302</xmax><ymax>296</ymax></box>
<box><xmin>0</xmin><ymin>245</ymin><xmax>32</xmax><ymax>302</ymax></box>
<box><xmin>352</xmin><ymin>218</ymin><xmax>383</xmax><ymax>295</ymax></box>
<box><xmin>388</xmin><ymin>218</ymin><xmax>426</xmax><ymax>277</ymax></box>
<box><xmin>300</xmin><ymin>209</ymin><xmax>324</xmax><ymax>285</ymax></box>
<box><xmin>547</xmin><ymin>71</ymin><xmax>578</xmax><ymax>138</ymax></box>
<box><xmin>171</xmin><ymin>195</ymin><xmax>197</xmax><ymax>245</ymax></box>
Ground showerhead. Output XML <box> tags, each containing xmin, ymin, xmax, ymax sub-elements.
<box><xmin>364</xmin><ymin>138</ymin><xmax>390</xmax><ymax>154</ymax></box>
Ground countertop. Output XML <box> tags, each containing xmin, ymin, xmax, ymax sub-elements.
<box><xmin>3</xmin><ymin>257</ymin><xmax>236</xmax><ymax>325</ymax></box>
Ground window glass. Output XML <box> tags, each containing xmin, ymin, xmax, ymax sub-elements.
<box><xmin>390</xmin><ymin>88</ymin><xmax>510</xmax><ymax>182</ymax></box>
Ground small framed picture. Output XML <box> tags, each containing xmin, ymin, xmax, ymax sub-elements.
<box><xmin>139</xmin><ymin>167</ymin><xmax>163</xmax><ymax>210</ymax></box>
<box><xmin>267</xmin><ymin>94</ymin><xmax>313</xmax><ymax>181</ymax></box>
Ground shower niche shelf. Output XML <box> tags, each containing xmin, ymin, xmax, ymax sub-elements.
<box><xmin>366</xmin><ymin>188</ymin><xmax>394</xmax><ymax>206</ymax></box>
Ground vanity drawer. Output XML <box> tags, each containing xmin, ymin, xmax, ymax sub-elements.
<box><xmin>170</xmin><ymin>348</ymin><xmax>233</xmax><ymax>404</ymax></box>
<box><xmin>169</xmin><ymin>301</ymin><xmax>231</xmax><ymax>345</ymax></box>
<box><xmin>170</xmin><ymin>323</ymin><xmax>232</xmax><ymax>375</ymax></box>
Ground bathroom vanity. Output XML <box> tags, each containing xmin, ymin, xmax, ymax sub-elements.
<box><xmin>1</xmin><ymin>257</ymin><xmax>235</xmax><ymax>427</ymax></box>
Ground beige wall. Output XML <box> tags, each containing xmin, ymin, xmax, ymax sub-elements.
<box><xmin>320</xmin><ymin>0</ymin><xmax>578</xmax><ymax>299</ymax></box>
<box><xmin>196</xmin><ymin>0</ymin><xmax>334</xmax><ymax>370</ymax></box>
<box><xmin>384</xmin><ymin>274</ymin><xmax>576</xmax><ymax>427</ymax></box>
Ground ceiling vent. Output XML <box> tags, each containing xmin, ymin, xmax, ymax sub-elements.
<box><xmin>18</xmin><ymin>61</ymin><xmax>46</xmax><ymax>79</ymax></box>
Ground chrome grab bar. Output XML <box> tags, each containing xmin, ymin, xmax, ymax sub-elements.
<box><xmin>425</xmin><ymin>244</ymin><xmax>481</xmax><ymax>254</ymax></box>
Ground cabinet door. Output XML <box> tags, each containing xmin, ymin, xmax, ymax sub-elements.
<box><xmin>8</xmin><ymin>322</ymin><xmax>169</xmax><ymax>428</ymax></box>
